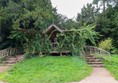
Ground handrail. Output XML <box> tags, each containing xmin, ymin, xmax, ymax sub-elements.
<box><xmin>0</xmin><ymin>47</ymin><xmax>23</xmax><ymax>59</ymax></box>
<box><xmin>84</xmin><ymin>46</ymin><xmax>111</xmax><ymax>59</ymax></box>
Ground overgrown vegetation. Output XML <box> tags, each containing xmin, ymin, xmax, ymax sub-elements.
<box><xmin>56</xmin><ymin>25</ymin><xmax>98</xmax><ymax>56</ymax></box>
<box><xmin>76</xmin><ymin>0</ymin><xmax>118</xmax><ymax>51</ymax></box>
<box><xmin>0</xmin><ymin>0</ymin><xmax>118</xmax><ymax>54</ymax></box>
<box><xmin>99</xmin><ymin>38</ymin><xmax>113</xmax><ymax>51</ymax></box>
<box><xmin>0</xmin><ymin>56</ymin><xmax>92</xmax><ymax>83</ymax></box>
<box><xmin>0</xmin><ymin>0</ymin><xmax>58</xmax><ymax>49</ymax></box>
<box><xmin>9</xmin><ymin>23</ymin><xmax>97</xmax><ymax>57</ymax></box>
<box><xmin>98</xmin><ymin>38</ymin><xmax>118</xmax><ymax>53</ymax></box>
<box><xmin>104</xmin><ymin>54</ymin><xmax>118</xmax><ymax>80</ymax></box>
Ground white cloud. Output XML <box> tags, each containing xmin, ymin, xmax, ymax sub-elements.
<box><xmin>51</xmin><ymin>0</ymin><xmax>93</xmax><ymax>18</ymax></box>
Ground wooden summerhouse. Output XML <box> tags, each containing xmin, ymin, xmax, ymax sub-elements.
<box><xmin>45</xmin><ymin>24</ymin><xmax>70</xmax><ymax>54</ymax></box>
<box><xmin>45</xmin><ymin>24</ymin><xmax>63</xmax><ymax>42</ymax></box>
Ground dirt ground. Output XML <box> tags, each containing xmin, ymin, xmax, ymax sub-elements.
<box><xmin>0</xmin><ymin>55</ymin><xmax>23</xmax><ymax>83</ymax></box>
<box><xmin>0</xmin><ymin>81</ymin><xmax>7</xmax><ymax>83</ymax></box>
<box><xmin>0</xmin><ymin>66</ymin><xmax>9</xmax><ymax>83</ymax></box>
<box><xmin>71</xmin><ymin>68</ymin><xmax>118</xmax><ymax>83</ymax></box>
<box><xmin>0</xmin><ymin>66</ymin><xmax>9</xmax><ymax>73</ymax></box>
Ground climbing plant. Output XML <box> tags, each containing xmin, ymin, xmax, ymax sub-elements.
<box><xmin>20</xmin><ymin>25</ymin><xmax>98</xmax><ymax>57</ymax></box>
<box><xmin>24</xmin><ymin>33</ymin><xmax>52</xmax><ymax>58</ymax></box>
<box><xmin>56</xmin><ymin>25</ymin><xmax>98</xmax><ymax>56</ymax></box>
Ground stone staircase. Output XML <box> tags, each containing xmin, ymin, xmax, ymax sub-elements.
<box><xmin>1</xmin><ymin>55</ymin><xmax>23</xmax><ymax>66</ymax></box>
<box><xmin>85</xmin><ymin>55</ymin><xmax>104</xmax><ymax>67</ymax></box>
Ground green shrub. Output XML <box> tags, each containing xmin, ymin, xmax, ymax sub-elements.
<box><xmin>99</xmin><ymin>38</ymin><xmax>113</xmax><ymax>51</ymax></box>
<box><xmin>111</xmin><ymin>48</ymin><xmax>118</xmax><ymax>54</ymax></box>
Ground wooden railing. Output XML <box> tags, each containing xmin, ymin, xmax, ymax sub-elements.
<box><xmin>0</xmin><ymin>48</ymin><xmax>23</xmax><ymax>59</ymax></box>
<box><xmin>84</xmin><ymin>46</ymin><xmax>111</xmax><ymax>57</ymax></box>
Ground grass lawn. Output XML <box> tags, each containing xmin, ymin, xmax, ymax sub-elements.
<box><xmin>0</xmin><ymin>56</ymin><xmax>92</xmax><ymax>83</ymax></box>
<box><xmin>104</xmin><ymin>54</ymin><xmax>118</xmax><ymax>80</ymax></box>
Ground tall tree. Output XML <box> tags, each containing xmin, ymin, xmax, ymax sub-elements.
<box><xmin>95</xmin><ymin>2</ymin><xmax>118</xmax><ymax>48</ymax></box>
<box><xmin>76</xmin><ymin>3</ymin><xmax>98</xmax><ymax>26</ymax></box>
<box><xmin>93</xmin><ymin>0</ymin><xmax>118</xmax><ymax>13</ymax></box>
<box><xmin>0</xmin><ymin>0</ymin><xmax>58</xmax><ymax>49</ymax></box>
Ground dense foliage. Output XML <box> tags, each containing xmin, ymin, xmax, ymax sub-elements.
<box><xmin>76</xmin><ymin>3</ymin><xmax>98</xmax><ymax>26</ymax></box>
<box><xmin>22</xmin><ymin>25</ymin><xmax>97</xmax><ymax>57</ymax></box>
<box><xmin>0</xmin><ymin>0</ymin><xmax>118</xmax><ymax>54</ymax></box>
<box><xmin>0</xmin><ymin>0</ymin><xmax>98</xmax><ymax>56</ymax></box>
<box><xmin>56</xmin><ymin>25</ymin><xmax>97</xmax><ymax>56</ymax></box>
<box><xmin>0</xmin><ymin>0</ymin><xmax>58</xmax><ymax>49</ymax></box>
<box><xmin>77</xmin><ymin>0</ymin><xmax>118</xmax><ymax>51</ymax></box>
<box><xmin>95</xmin><ymin>5</ymin><xmax>118</xmax><ymax>48</ymax></box>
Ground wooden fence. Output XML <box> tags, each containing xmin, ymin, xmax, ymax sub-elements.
<box><xmin>0</xmin><ymin>48</ymin><xmax>23</xmax><ymax>58</ymax></box>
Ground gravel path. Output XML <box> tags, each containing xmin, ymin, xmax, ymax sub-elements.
<box><xmin>71</xmin><ymin>68</ymin><xmax>118</xmax><ymax>83</ymax></box>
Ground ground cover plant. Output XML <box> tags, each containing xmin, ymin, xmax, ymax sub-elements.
<box><xmin>104</xmin><ymin>54</ymin><xmax>118</xmax><ymax>80</ymax></box>
<box><xmin>0</xmin><ymin>56</ymin><xmax>92</xmax><ymax>83</ymax></box>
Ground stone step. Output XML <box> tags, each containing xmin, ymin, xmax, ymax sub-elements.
<box><xmin>85</xmin><ymin>55</ymin><xmax>102</xmax><ymax>58</ymax></box>
<box><xmin>87</xmin><ymin>61</ymin><xmax>102</xmax><ymax>63</ymax></box>
<box><xmin>5</xmin><ymin>64</ymin><xmax>14</xmax><ymax>66</ymax></box>
<box><xmin>85</xmin><ymin>55</ymin><xmax>104</xmax><ymax>67</ymax></box>
<box><xmin>85</xmin><ymin>55</ymin><xmax>96</xmax><ymax>57</ymax></box>
<box><xmin>0</xmin><ymin>55</ymin><xmax>24</xmax><ymax>66</ymax></box>
<box><xmin>87</xmin><ymin>62</ymin><xmax>103</xmax><ymax>64</ymax></box>
<box><xmin>85</xmin><ymin>57</ymin><xmax>99</xmax><ymax>59</ymax></box>
<box><xmin>86</xmin><ymin>58</ymin><xmax>102</xmax><ymax>60</ymax></box>
<box><xmin>4</xmin><ymin>60</ymin><xmax>18</xmax><ymax>64</ymax></box>
<box><xmin>86</xmin><ymin>57</ymin><xmax>102</xmax><ymax>59</ymax></box>
<box><xmin>8</xmin><ymin>58</ymin><xmax>18</xmax><ymax>60</ymax></box>
<box><xmin>89</xmin><ymin>64</ymin><xmax>104</xmax><ymax>67</ymax></box>
<box><xmin>86</xmin><ymin>59</ymin><xmax>102</xmax><ymax>62</ymax></box>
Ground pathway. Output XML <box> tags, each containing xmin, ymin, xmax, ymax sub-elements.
<box><xmin>0</xmin><ymin>55</ymin><xmax>23</xmax><ymax>83</ymax></box>
<box><xmin>0</xmin><ymin>81</ymin><xmax>7</xmax><ymax>83</ymax></box>
<box><xmin>0</xmin><ymin>66</ymin><xmax>9</xmax><ymax>83</ymax></box>
<box><xmin>0</xmin><ymin>66</ymin><xmax>9</xmax><ymax>73</ymax></box>
<box><xmin>71</xmin><ymin>68</ymin><xmax>118</xmax><ymax>83</ymax></box>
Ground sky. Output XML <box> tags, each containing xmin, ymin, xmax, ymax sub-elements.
<box><xmin>51</xmin><ymin>0</ymin><xmax>93</xmax><ymax>19</ymax></box>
